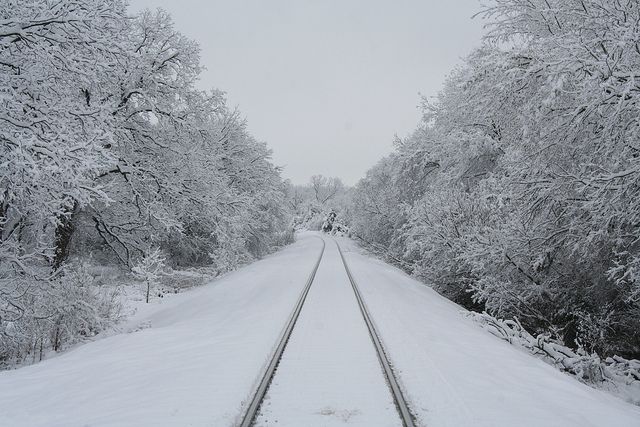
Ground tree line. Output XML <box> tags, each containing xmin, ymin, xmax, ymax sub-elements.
<box><xmin>0</xmin><ymin>1</ymin><xmax>292</xmax><ymax>366</ymax></box>
<box><xmin>349</xmin><ymin>0</ymin><xmax>640</xmax><ymax>359</ymax></box>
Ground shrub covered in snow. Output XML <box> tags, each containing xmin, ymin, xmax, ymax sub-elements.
<box><xmin>467</xmin><ymin>311</ymin><xmax>640</xmax><ymax>405</ymax></box>
<box><xmin>132</xmin><ymin>249</ymin><xmax>166</xmax><ymax>304</ymax></box>
<box><xmin>0</xmin><ymin>264</ymin><xmax>122</xmax><ymax>369</ymax></box>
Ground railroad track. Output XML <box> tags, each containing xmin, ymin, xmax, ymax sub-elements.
<box><xmin>238</xmin><ymin>236</ymin><xmax>326</xmax><ymax>427</ymax></box>
<box><xmin>335</xmin><ymin>239</ymin><xmax>417</xmax><ymax>427</ymax></box>
<box><xmin>238</xmin><ymin>236</ymin><xmax>416</xmax><ymax>427</ymax></box>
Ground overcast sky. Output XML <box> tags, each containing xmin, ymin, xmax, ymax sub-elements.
<box><xmin>128</xmin><ymin>0</ymin><xmax>485</xmax><ymax>185</ymax></box>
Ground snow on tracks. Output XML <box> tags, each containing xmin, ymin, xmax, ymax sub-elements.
<box><xmin>239</xmin><ymin>236</ymin><xmax>325</xmax><ymax>426</ymax></box>
<box><xmin>335</xmin><ymin>240</ymin><xmax>417</xmax><ymax>427</ymax></box>
<box><xmin>252</xmin><ymin>238</ymin><xmax>410</xmax><ymax>427</ymax></box>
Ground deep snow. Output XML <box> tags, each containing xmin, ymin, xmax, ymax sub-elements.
<box><xmin>0</xmin><ymin>233</ymin><xmax>639</xmax><ymax>426</ymax></box>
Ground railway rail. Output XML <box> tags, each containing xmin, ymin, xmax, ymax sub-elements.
<box><xmin>238</xmin><ymin>236</ymin><xmax>417</xmax><ymax>427</ymax></box>
<box><xmin>336</xmin><ymin>239</ymin><xmax>417</xmax><ymax>427</ymax></box>
<box><xmin>238</xmin><ymin>236</ymin><xmax>325</xmax><ymax>427</ymax></box>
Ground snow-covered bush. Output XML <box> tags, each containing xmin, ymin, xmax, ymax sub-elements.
<box><xmin>132</xmin><ymin>249</ymin><xmax>166</xmax><ymax>303</ymax></box>
<box><xmin>321</xmin><ymin>210</ymin><xmax>350</xmax><ymax>236</ymax></box>
<box><xmin>0</xmin><ymin>264</ymin><xmax>121</xmax><ymax>368</ymax></box>
<box><xmin>468</xmin><ymin>311</ymin><xmax>640</xmax><ymax>405</ymax></box>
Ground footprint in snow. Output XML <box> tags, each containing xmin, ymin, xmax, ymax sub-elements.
<box><xmin>317</xmin><ymin>407</ymin><xmax>361</xmax><ymax>422</ymax></box>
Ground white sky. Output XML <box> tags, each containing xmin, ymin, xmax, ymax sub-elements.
<box><xmin>128</xmin><ymin>0</ymin><xmax>485</xmax><ymax>185</ymax></box>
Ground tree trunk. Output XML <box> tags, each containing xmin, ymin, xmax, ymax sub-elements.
<box><xmin>52</xmin><ymin>201</ymin><xmax>79</xmax><ymax>270</ymax></box>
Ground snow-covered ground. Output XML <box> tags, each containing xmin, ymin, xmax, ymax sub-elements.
<box><xmin>0</xmin><ymin>234</ymin><xmax>324</xmax><ymax>427</ymax></box>
<box><xmin>337</xmin><ymin>236</ymin><xmax>640</xmax><ymax>427</ymax></box>
<box><xmin>1</xmin><ymin>232</ymin><xmax>639</xmax><ymax>427</ymax></box>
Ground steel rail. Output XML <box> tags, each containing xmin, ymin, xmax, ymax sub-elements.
<box><xmin>335</xmin><ymin>239</ymin><xmax>417</xmax><ymax>427</ymax></box>
<box><xmin>238</xmin><ymin>237</ymin><xmax>326</xmax><ymax>427</ymax></box>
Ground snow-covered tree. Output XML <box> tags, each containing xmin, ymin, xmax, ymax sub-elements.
<box><xmin>0</xmin><ymin>2</ymin><xmax>293</xmax><ymax>368</ymax></box>
<box><xmin>285</xmin><ymin>175</ymin><xmax>351</xmax><ymax>231</ymax></box>
<box><xmin>350</xmin><ymin>0</ymin><xmax>640</xmax><ymax>358</ymax></box>
<box><xmin>132</xmin><ymin>248</ymin><xmax>165</xmax><ymax>303</ymax></box>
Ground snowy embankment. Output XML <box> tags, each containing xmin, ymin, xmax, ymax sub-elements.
<box><xmin>337</xmin><ymin>237</ymin><xmax>640</xmax><ymax>427</ymax></box>
<box><xmin>0</xmin><ymin>234</ymin><xmax>323</xmax><ymax>427</ymax></box>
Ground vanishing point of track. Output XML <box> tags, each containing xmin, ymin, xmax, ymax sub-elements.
<box><xmin>238</xmin><ymin>236</ymin><xmax>417</xmax><ymax>427</ymax></box>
